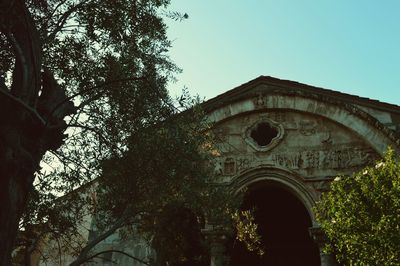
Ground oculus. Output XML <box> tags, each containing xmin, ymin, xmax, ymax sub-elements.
<box><xmin>250</xmin><ymin>122</ymin><xmax>278</xmax><ymax>146</ymax></box>
<box><xmin>245</xmin><ymin>118</ymin><xmax>283</xmax><ymax>152</ymax></box>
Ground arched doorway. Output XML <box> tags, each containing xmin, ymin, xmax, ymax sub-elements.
<box><xmin>230</xmin><ymin>183</ymin><xmax>320</xmax><ymax>266</ymax></box>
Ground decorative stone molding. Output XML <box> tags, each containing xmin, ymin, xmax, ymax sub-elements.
<box><xmin>207</xmin><ymin>94</ymin><xmax>398</xmax><ymax>155</ymax></box>
<box><xmin>231</xmin><ymin>166</ymin><xmax>318</xmax><ymax>223</ymax></box>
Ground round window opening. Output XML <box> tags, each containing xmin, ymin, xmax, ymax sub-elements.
<box><xmin>250</xmin><ymin>122</ymin><xmax>278</xmax><ymax>146</ymax></box>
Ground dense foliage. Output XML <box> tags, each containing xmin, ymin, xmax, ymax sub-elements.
<box><xmin>152</xmin><ymin>202</ymin><xmax>209</xmax><ymax>266</ymax></box>
<box><xmin>1</xmin><ymin>0</ymin><xmax>226</xmax><ymax>264</ymax></box>
<box><xmin>316</xmin><ymin>148</ymin><xmax>400</xmax><ymax>265</ymax></box>
<box><xmin>1</xmin><ymin>0</ymin><xmax>245</xmax><ymax>264</ymax></box>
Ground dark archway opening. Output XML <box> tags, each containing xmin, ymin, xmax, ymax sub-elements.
<box><xmin>229</xmin><ymin>184</ymin><xmax>320</xmax><ymax>266</ymax></box>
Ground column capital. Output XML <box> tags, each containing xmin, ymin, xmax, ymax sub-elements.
<box><xmin>309</xmin><ymin>226</ymin><xmax>337</xmax><ymax>266</ymax></box>
<box><xmin>202</xmin><ymin>225</ymin><xmax>231</xmax><ymax>266</ymax></box>
<box><xmin>309</xmin><ymin>226</ymin><xmax>327</xmax><ymax>248</ymax></box>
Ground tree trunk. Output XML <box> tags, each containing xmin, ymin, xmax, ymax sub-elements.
<box><xmin>0</xmin><ymin>88</ymin><xmax>74</xmax><ymax>266</ymax></box>
<box><xmin>0</xmin><ymin>1</ymin><xmax>75</xmax><ymax>264</ymax></box>
<box><xmin>0</xmin><ymin>154</ymin><xmax>33</xmax><ymax>265</ymax></box>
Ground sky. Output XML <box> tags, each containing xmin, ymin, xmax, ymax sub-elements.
<box><xmin>166</xmin><ymin>1</ymin><xmax>400</xmax><ymax>105</ymax></box>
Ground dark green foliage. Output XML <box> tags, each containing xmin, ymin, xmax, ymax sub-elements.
<box><xmin>1</xmin><ymin>0</ymin><xmax>203</xmax><ymax>263</ymax></box>
<box><xmin>91</xmin><ymin>105</ymin><xmax>236</xmax><ymax>265</ymax></box>
<box><xmin>316</xmin><ymin>148</ymin><xmax>400</xmax><ymax>265</ymax></box>
<box><xmin>152</xmin><ymin>202</ymin><xmax>209</xmax><ymax>266</ymax></box>
<box><xmin>98</xmin><ymin>105</ymin><xmax>215</xmax><ymax>222</ymax></box>
<box><xmin>1</xmin><ymin>0</ymin><xmax>240</xmax><ymax>264</ymax></box>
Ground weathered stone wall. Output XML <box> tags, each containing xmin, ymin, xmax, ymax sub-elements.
<box><xmin>203</xmin><ymin>79</ymin><xmax>400</xmax><ymax>266</ymax></box>
<box><xmin>206</xmin><ymin>85</ymin><xmax>400</xmax><ymax>213</ymax></box>
<box><xmin>37</xmin><ymin>77</ymin><xmax>400</xmax><ymax>266</ymax></box>
<box><xmin>213</xmin><ymin>110</ymin><xmax>379</xmax><ymax>180</ymax></box>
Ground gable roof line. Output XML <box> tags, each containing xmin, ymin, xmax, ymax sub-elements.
<box><xmin>203</xmin><ymin>76</ymin><xmax>400</xmax><ymax>114</ymax></box>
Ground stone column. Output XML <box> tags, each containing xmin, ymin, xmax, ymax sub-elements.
<box><xmin>202</xmin><ymin>225</ymin><xmax>230</xmax><ymax>266</ymax></box>
<box><xmin>309</xmin><ymin>226</ymin><xmax>336</xmax><ymax>266</ymax></box>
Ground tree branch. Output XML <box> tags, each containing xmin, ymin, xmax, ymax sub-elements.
<box><xmin>50</xmin><ymin>76</ymin><xmax>145</xmax><ymax>116</ymax></box>
<box><xmin>80</xmin><ymin>249</ymin><xmax>150</xmax><ymax>266</ymax></box>
<box><xmin>49</xmin><ymin>150</ymin><xmax>96</xmax><ymax>178</ymax></box>
<box><xmin>1</xmin><ymin>0</ymin><xmax>42</xmax><ymax>105</ymax></box>
<box><xmin>69</xmin><ymin>214</ymin><xmax>129</xmax><ymax>266</ymax></box>
<box><xmin>45</xmin><ymin>0</ymin><xmax>90</xmax><ymax>44</ymax></box>
<box><xmin>0</xmin><ymin>89</ymin><xmax>45</xmax><ymax>124</ymax></box>
<box><xmin>67</xmin><ymin>124</ymin><xmax>124</xmax><ymax>156</ymax></box>
<box><xmin>3</xmin><ymin>28</ymin><xmax>28</xmax><ymax>96</ymax></box>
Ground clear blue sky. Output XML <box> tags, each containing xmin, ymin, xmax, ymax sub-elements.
<box><xmin>166</xmin><ymin>0</ymin><xmax>400</xmax><ymax>105</ymax></box>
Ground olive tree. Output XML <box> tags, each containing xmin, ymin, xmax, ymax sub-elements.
<box><xmin>316</xmin><ymin>148</ymin><xmax>400</xmax><ymax>265</ymax></box>
<box><xmin>0</xmin><ymin>0</ymin><xmax>187</xmax><ymax>263</ymax></box>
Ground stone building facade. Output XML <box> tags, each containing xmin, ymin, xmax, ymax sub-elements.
<box><xmin>36</xmin><ymin>76</ymin><xmax>400</xmax><ymax>266</ymax></box>
<box><xmin>201</xmin><ymin>76</ymin><xmax>400</xmax><ymax>266</ymax></box>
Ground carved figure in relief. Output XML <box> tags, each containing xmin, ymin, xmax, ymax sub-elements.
<box><xmin>304</xmin><ymin>151</ymin><xmax>319</xmax><ymax>168</ymax></box>
<box><xmin>253</xmin><ymin>93</ymin><xmax>267</xmax><ymax>109</ymax></box>
<box><xmin>272</xmin><ymin>148</ymin><xmax>377</xmax><ymax>170</ymax></box>
<box><xmin>272</xmin><ymin>153</ymin><xmax>302</xmax><ymax>169</ymax></box>
<box><xmin>237</xmin><ymin>158</ymin><xmax>250</xmax><ymax>172</ymax></box>
<box><xmin>214</xmin><ymin>158</ymin><xmax>223</xmax><ymax>176</ymax></box>
<box><xmin>299</xmin><ymin>120</ymin><xmax>317</xmax><ymax>136</ymax></box>
<box><xmin>321</xmin><ymin>130</ymin><xmax>332</xmax><ymax>146</ymax></box>
<box><xmin>224</xmin><ymin>158</ymin><xmax>236</xmax><ymax>175</ymax></box>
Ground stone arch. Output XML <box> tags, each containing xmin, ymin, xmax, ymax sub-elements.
<box><xmin>231</xmin><ymin>166</ymin><xmax>318</xmax><ymax>224</ymax></box>
<box><xmin>207</xmin><ymin>94</ymin><xmax>399</xmax><ymax>156</ymax></box>
<box><xmin>228</xmin><ymin>166</ymin><xmax>322</xmax><ymax>266</ymax></box>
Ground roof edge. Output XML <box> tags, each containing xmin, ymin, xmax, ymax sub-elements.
<box><xmin>202</xmin><ymin>76</ymin><xmax>400</xmax><ymax>114</ymax></box>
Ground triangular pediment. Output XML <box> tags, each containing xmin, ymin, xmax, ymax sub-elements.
<box><xmin>203</xmin><ymin>76</ymin><xmax>400</xmax><ymax>115</ymax></box>
<box><xmin>205</xmin><ymin>76</ymin><xmax>400</xmax><ymax>183</ymax></box>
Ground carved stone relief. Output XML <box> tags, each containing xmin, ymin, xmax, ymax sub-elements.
<box><xmin>321</xmin><ymin>129</ymin><xmax>332</xmax><ymax>146</ymax></box>
<box><xmin>272</xmin><ymin>147</ymin><xmax>377</xmax><ymax>170</ymax></box>
<box><xmin>253</xmin><ymin>93</ymin><xmax>267</xmax><ymax>109</ymax></box>
<box><xmin>212</xmin><ymin>109</ymin><xmax>381</xmax><ymax>180</ymax></box>
<box><xmin>223</xmin><ymin>158</ymin><xmax>236</xmax><ymax>176</ymax></box>
<box><xmin>299</xmin><ymin>120</ymin><xmax>317</xmax><ymax>136</ymax></box>
<box><xmin>214</xmin><ymin>158</ymin><xmax>223</xmax><ymax>176</ymax></box>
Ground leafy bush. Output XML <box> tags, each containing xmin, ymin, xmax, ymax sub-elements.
<box><xmin>316</xmin><ymin>148</ymin><xmax>400</xmax><ymax>265</ymax></box>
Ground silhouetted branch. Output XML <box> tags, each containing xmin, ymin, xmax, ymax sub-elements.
<box><xmin>46</xmin><ymin>1</ymin><xmax>90</xmax><ymax>43</ymax></box>
<box><xmin>84</xmin><ymin>250</ymin><xmax>150</xmax><ymax>266</ymax></box>
<box><xmin>50</xmin><ymin>76</ymin><xmax>145</xmax><ymax>116</ymax></box>
<box><xmin>0</xmin><ymin>89</ymin><xmax>46</xmax><ymax>124</ymax></box>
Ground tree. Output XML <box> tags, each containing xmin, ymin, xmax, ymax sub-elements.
<box><xmin>0</xmin><ymin>0</ymin><xmax>188</xmax><ymax>264</ymax></box>
<box><xmin>152</xmin><ymin>202</ymin><xmax>209</xmax><ymax>266</ymax></box>
<box><xmin>316</xmin><ymin>148</ymin><xmax>400</xmax><ymax>265</ymax></box>
<box><xmin>1</xmin><ymin>1</ymin><xmax>256</xmax><ymax>264</ymax></box>
<box><xmin>67</xmin><ymin>104</ymin><xmax>240</xmax><ymax>265</ymax></box>
<box><xmin>0</xmin><ymin>0</ymin><xmax>75</xmax><ymax>263</ymax></box>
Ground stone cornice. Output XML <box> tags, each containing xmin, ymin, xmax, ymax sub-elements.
<box><xmin>203</xmin><ymin>76</ymin><xmax>400</xmax><ymax>114</ymax></box>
